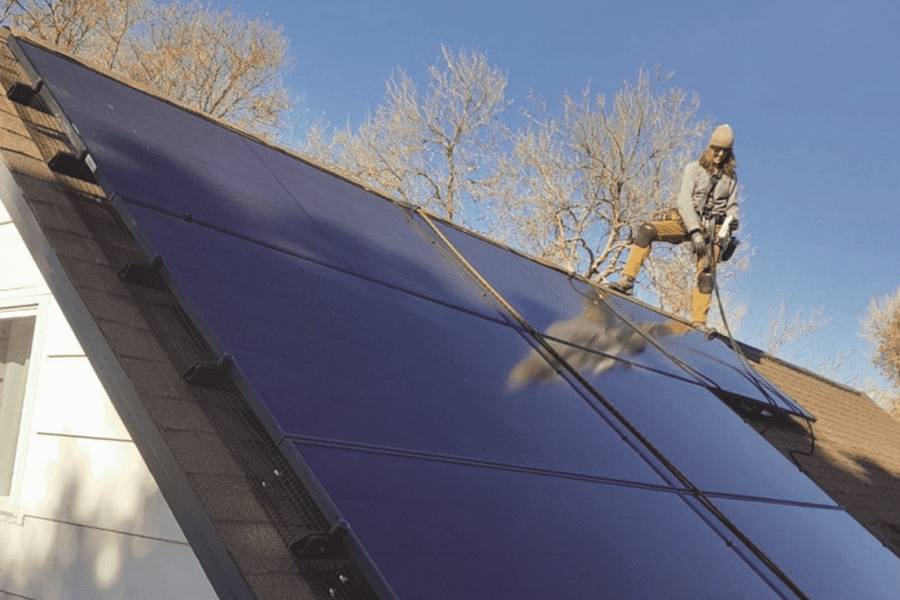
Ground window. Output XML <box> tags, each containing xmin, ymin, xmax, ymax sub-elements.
<box><xmin>0</xmin><ymin>302</ymin><xmax>43</xmax><ymax>514</ymax></box>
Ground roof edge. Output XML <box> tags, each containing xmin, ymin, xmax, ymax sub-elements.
<box><xmin>0</xmin><ymin>95</ymin><xmax>256</xmax><ymax>600</ymax></box>
<box><xmin>3</xmin><ymin>27</ymin><xmax>410</xmax><ymax>210</ymax></box>
<box><xmin>731</xmin><ymin>337</ymin><xmax>871</xmax><ymax>400</ymax></box>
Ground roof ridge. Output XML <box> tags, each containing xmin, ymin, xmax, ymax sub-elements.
<box><xmin>2</xmin><ymin>27</ymin><xmax>407</xmax><ymax>207</ymax></box>
<box><xmin>742</xmin><ymin>340</ymin><xmax>871</xmax><ymax>399</ymax></box>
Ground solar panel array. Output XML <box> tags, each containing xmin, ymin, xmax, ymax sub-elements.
<box><xmin>16</xmin><ymin>38</ymin><xmax>900</xmax><ymax>599</ymax></box>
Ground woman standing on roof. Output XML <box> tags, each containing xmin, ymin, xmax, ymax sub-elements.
<box><xmin>609</xmin><ymin>124</ymin><xmax>739</xmax><ymax>327</ymax></box>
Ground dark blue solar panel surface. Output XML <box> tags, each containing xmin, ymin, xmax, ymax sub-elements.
<box><xmin>424</xmin><ymin>223</ymin><xmax>833</xmax><ymax>504</ymax></box>
<box><xmin>714</xmin><ymin>498</ymin><xmax>900</xmax><ymax>600</ymax></box>
<box><xmin>431</xmin><ymin>220</ymin><xmax>813</xmax><ymax>419</ymax></box>
<box><xmin>18</xmin><ymin>37</ymin><xmax>900</xmax><ymax>600</ymax></box>
<box><xmin>603</xmin><ymin>293</ymin><xmax>814</xmax><ymax>419</ymax></box>
<box><xmin>583</xmin><ymin>366</ymin><xmax>835</xmax><ymax>504</ymax></box>
<box><xmin>297</xmin><ymin>446</ymin><xmax>790</xmax><ymax>600</ymax></box>
<box><xmin>19</xmin><ymin>41</ymin><xmax>498</xmax><ymax>321</ymax></box>
<box><xmin>117</xmin><ymin>202</ymin><xmax>669</xmax><ymax>485</ymax></box>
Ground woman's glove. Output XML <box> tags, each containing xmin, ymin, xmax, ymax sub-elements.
<box><xmin>690</xmin><ymin>231</ymin><xmax>706</xmax><ymax>254</ymax></box>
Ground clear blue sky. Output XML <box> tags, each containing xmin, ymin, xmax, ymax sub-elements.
<box><xmin>220</xmin><ymin>0</ymin><xmax>899</xmax><ymax>392</ymax></box>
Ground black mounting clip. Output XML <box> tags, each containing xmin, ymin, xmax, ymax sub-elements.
<box><xmin>6</xmin><ymin>79</ymin><xmax>43</xmax><ymax>106</ymax></box>
<box><xmin>291</xmin><ymin>520</ymin><xmax>349</xmax><ymax>560</ymax></box>
<box><xmin>48</xmin><ymin>148</ymin><xmax>98</xmax><ymax>184</ymax></box>
<box><xmin>48</xmin><ymin>148</ymin><xmax>98</xmax><ymax>183</ymax></box>
<box><xmin>118</xmin><ymin>255</ymin><xmax>165</xmax><ymax>289</ymax></box>
<box><xmin>183</xmin><ymin>353</ymin><xmax>234</xmax><ymax>389</ymax></box>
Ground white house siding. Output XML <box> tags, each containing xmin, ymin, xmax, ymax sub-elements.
<box><xmin>0</xmin><ymin>201</ymin><xmax>218</xmax><ymax>599</ymax></box>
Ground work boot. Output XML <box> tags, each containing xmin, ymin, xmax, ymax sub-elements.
<box><xmin>609</xmin><ymin>275</ymin><xmax>635</xmax><ymax>295</ymax></box>
<box><xmin>691</xmin><ymin>321</ymin><xmax>718</xmax><ymax>340</ymax></box>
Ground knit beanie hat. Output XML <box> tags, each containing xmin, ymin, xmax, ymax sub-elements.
<box><xmin>709</xmin><ymin>124</ymin><xmax>734</xmax><ymax>148</ymax></box>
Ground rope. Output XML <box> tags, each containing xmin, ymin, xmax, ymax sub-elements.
<box><xmin>708</xmin><ymin>235</ymin><xmax>809</xmax><ymax>415</ymax></box>
<box><xmin>707</xmin><ymin>232</ymin><xmax>819</xmax><ymax>482</ymax></box>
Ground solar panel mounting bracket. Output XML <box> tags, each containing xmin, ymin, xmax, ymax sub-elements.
<box><xmin>48</xmin><ymin>148</ymin><xmax>98</xmax><ymax>183</ymax></box>
<box><xmin>6</xmin><ymin>78</ymin><xmax>43</xmax><ymax>106</ymax></box>
<box><xmin>117</xmin><ymin>255</ymin><xmax>165</xmax><ymax>288</ymax></box>
<box><xmin>183</xmin><ymin>353</ymin><xmax>234</xmax><ymax>389</ymax></box>
<box><xmin>291</xmin><ymin>520</ymin><xmax>349</xmax><ymax>560</ymax></box>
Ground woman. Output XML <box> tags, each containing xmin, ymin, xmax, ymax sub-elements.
<box><xmin>609</xmin><ymin>124</ymin><xmax>739</xmax><ymax>327</ymax></box>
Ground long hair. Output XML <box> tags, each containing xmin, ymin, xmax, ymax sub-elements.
<box><xmin>699</xmin><ymin>146</ymin><xmax>737</xmax><ymax>179</ymax></box>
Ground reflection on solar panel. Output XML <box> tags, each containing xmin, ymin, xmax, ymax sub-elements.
<box><xmin>112</xmin><ymin>202</ymin><xmax>672</xmax><ymax>487</ymax></box>
<box><xmin>430</xmin><ymin>219</ymin><xmax>813</xmax><ymax>420</ymax></box>
<box><xmin>14</xmin><ymin>35</ymin><xmax>900</xmax><ymax>600</ymax></box>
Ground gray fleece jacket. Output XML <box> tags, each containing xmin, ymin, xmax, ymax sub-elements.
<box><xmin>675</xmin><ymin>161</ymin><xmax>738</xmax><ymax>234</ymax></box>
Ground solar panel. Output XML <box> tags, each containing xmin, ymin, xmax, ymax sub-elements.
<box><xmin>114</xmin><ymin>202</ymin><xmax>671</xmax><ymax>486</ymax></box>
<box><xmin>429</xmin><ymin>219</ymin><xmax>813</xmax><ymax>419</ymax></box>
<box><xmin>603</xmin><ymin>293</ymin><xmax>814</xmax><ymax>419</ymax></box>
<box><xmin>583</xmin><ymin>365</ymin><xmax>835</xmax><ymax>504</ymax></box>
<box><xmin>16</xmin><ymin>40</ymin><xmax>497</xmax><ymax>321</ymax></box>
<box><xmin>112</xmin><ymin>202</ymin><xmax>818</xmax><ymax>598</ymax></box>
<box><xmin>16</xmin><ymin>35</ymin><xmax>900</xmax><ymax>600</ymax></box>
<box><xmin>297</xmin><ymin>446</ymin><xmax>793</xmax><ymax>600</ymax></box>
<box><xmin>714</xmin><ymin>497</ymin><xmax>900</xmax><ymax>600</ymax></box>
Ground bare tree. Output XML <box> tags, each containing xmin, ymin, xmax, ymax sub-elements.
<box><xmin>755</xmin><ymin>298</ymin><xmax>831</xmax><ymax>356</ymax></box>
<box><xmin>728</xmin><ymin>296</ymin><xmax>854</xmax><ymax>384</ymax></box>
<box><xmin>309</xmin><ymin>44</ymin><xmax>510</xmax><ymax>224</ymax></box>
<box><xmin>491</xmin><ymin>67</ymin><xmax>711</xmax><ymax>281</ymax></box>
<box><xmin>311</xmin><ymin>57</ymin><xmax>754</xmax><ymax>323</ymax></box>
<box><xmin>861</xmin><ymin>286</ymin><xmax>900</xmax><ymax>397</ymax></box>
<box><xmin>2</xmin><ymin>0</ymin><xmax>293</xmax><ymax>137</ymax></box>
<box><xmin>124</xmin><ymin>1</ymin><xmax>292</xmax><ymax>135</ymax></box>
<box><xmin>2</xmin><ymin>0</ymin><xmax>128</xmax><ymax>54</ymax></box>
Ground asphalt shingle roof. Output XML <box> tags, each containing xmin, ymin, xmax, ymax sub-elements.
<box><xmin>749</xmin><ymin>350</ymin><xmax>900</xmax><ymax>554</ymax></box>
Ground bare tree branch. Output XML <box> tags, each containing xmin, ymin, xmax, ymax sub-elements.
<box><xmin>2</xmin><ymin>0</ymin><xmax>293</xmax><ymax>138</ymax></box>
<box><xmin>756</xmin><ymin>298</ymin><xmax>831</xmax><ymax>356</ymax></box>
<box><xmin>306</xmin><ymin>45</ymin><xmax>510</xmax><ymax>225</ymax></box>
<box><xmin>861</xmin><ymin>286</ymin><xmax>900</xmax><ymax>391</ymax></box>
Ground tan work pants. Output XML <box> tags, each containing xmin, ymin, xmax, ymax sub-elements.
<box><xmin>621</xmin><ymin>216</ymin><xmax>720</xmax><ymax>325</ymax></box>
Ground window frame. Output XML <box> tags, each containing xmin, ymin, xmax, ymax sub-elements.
<box><xmin>0</xmin><ymin>292</ymin><xmax>48</xmax><ymax>519</ymax></box>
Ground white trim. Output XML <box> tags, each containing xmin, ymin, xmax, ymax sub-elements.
<box><xmin>0</xmin><ymin>293</ymin><xmax>49</xmax><ymax>520</ymax></box>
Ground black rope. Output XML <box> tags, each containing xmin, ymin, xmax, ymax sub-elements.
<box><xmin>707</xmin><ymin>231</ymin><xmax>818</xmax><ymax>472</ymax></box>
<box><xmin>787</xmin><ymin>418</ymin><xmax>818</xmax><ymax>471</ymax></box>
<box><xmin>708</xmin><ymin>235</ymin><xmax>811</xmax><ymax>415</ymax></box>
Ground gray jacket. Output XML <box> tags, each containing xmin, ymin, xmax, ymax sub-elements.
<box><xmin>676</xmin><ymin>161</ymin><xmax>738</xmax><ymax>233</ymax></box>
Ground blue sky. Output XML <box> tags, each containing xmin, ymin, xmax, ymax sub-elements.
<box><xmin>220</xmin><ymin>0</ymin><xmax>899</xmax><ymax>391</ymax></box>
